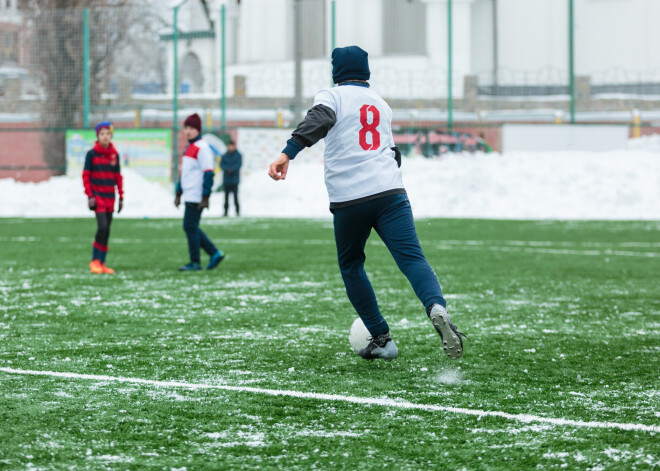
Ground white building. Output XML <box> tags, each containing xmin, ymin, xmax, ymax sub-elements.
<box><xmin>163</xmin><ymin>0</ymin><xmax>660</xmax><ymax>99</ymax></box>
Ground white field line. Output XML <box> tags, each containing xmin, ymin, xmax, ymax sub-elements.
<box><xmin>2</xmin><ymin>236</ymin><xmax>660</xmax><ymax>249</ymax></box>
<box><xmin>431</xmin><ymin>244</ymin><xmax>660</xmax><ymax>258</ymax></box>
<box><xmin>1</xmin><ymin>367</ymin><xmax>658</xmax><ymax>434</ymax></box>
<box><xmin>2</xmin><ymin>237</ymin><xmax>659</xmax><ymax>257</ymax></box>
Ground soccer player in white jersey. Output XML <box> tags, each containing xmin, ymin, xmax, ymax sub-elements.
<box><xmin>174</xmin><ymin>113</ymin><xmax>225</xmax><ymax>272</ymax></box>
<box><xmin>268</xmin><ymin>46</ymin><xmax>465</xmax><ymax>361</ymax></box>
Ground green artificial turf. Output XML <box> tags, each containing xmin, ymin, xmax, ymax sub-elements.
<box><xmin>0</xmin><ymin>217</ymin><xmax>658</xmax><ymax>470</ymax></box>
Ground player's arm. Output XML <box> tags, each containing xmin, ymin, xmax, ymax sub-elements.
<box><xmin>270</xmin><ymin>91</ymin><xmax>336</xmax><ymax>181</ymax></box>
<box><xmin>385</xmin><ymin>106</ymin><xmax>401</xmax><ymax>167</ymax></box>
<box><xmin>281</xmin><ymin>104</ymin><xmax>336</xmax><ymax>160</ymax></box>
<box><xmin>199</xmin><ymin>145</ymin><xmax>215</xmax><ymax>209</ymax></box>
<box><xmin>391</xmin><ymin>146</ymin><xmax>401</xmax><ymax>167</ymax></box>
<box><xmin>174</xmin><ymin>171</ymin><xmax>183</xmax><ymax>208</ymax></box>
<box><xmin>82</xmin><ymin>151</ymin><xmax>94</xmax><ymax>197</ymax></box>
<box><xmin>82</xmin><ymin>151</ymin><xmax>97</xmax><ymax>209</ymax></box>
<box><xmin>199</xmin><ymin>145</ymin><xmax>215</xmax><ymax>194</ymax></box>
<box><xmin>115</xmin><ymin>156</ymin><xmax>124</xmax><ymax>200</ymax></box>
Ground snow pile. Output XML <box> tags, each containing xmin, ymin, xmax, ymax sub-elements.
<box><xmin>400</xmin><ymin>150</ymin><xmax>660</xmax><ymax>219</ymax></box>
<box><xmin>628</xmin><ymin>133</ymin><xmax>660</xmax><ymax>152</ymax></box>
<box><xmin>1</xmin><ymin>147</ymin><xmax>659</xmax><ymax>220</ymax></box>
<box><xmin>0</xmin><ymin>168</ymin><xmax>180</xmax><ymax>218</ymax></box>
<box><xmin>241</xmin><ymin>148</ymin><xmax>660</xmax><ymax>220</ymax></box>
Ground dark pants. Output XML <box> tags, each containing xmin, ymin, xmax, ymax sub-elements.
<box><xmin>92</xmin><ymin>211</ymin><xmax>113</xmax><ymax>262</ymax></box>
<box><xmin>224</xmin><ymin>184</ymin><xmax>239</xmax><ymax>216</ymax></box>
<box><xmin>183</xmin><ymin>202</ymin><xmax>218</xmax><ymax>264</ymax></box>
<box><xmin>333</xmin><ymin>193</ymin><xmax>446</xmax><ymax>337</ymax></box>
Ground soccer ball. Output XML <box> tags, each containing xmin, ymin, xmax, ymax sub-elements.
<box><xmin>348</xmin><ymin>317</ymin><xmax>371</xmax><ymax>353</ymax></box>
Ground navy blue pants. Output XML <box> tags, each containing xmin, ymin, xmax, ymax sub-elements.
<box><xmin>224</xmin><ymin>184</ymin><xmax>239</xmax><ymax>215</ymax></box>
<box><xmin>333</xmin><ymin>193</ymin><xmax>446</xmax><ymax>337</ymax></box>
<box><xmin>183</xmin><ymin>202</ymin><xmax>218</xmax><ymax>264</ymax></box>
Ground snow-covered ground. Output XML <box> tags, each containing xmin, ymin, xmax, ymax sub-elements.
<box><xmin>1</xmin><ymin>136</ymin><xmax>659</xmax><ymax>220</ymax></box>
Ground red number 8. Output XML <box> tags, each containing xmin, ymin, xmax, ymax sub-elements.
<box><xmin>359</xmin><ymin>104</ymin><xmax>380</xmax><ymax>150</ymax></box>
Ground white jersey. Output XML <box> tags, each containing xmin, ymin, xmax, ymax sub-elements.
<box><xmin>313</xmin><ymin>85</ymin><xmax>403</xmax><ymax>203</ymax></box>
<box><xmin>180</xmin><ymin>138</ymin><xmax>214</xmax><ymax>203</ymax></box>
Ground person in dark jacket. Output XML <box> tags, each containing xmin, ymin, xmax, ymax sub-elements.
<box><xmin>220</xmin><ymin>140</ymin><xmax>242</xmax><ymax>216</ymax></box>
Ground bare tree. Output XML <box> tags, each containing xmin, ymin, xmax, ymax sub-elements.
<box><xmin>26</xmin><ymin>0</ymin><xmax>161</xmax><ymax>173</ymax></box>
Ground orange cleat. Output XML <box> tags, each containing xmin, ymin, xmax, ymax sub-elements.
<box><xmin>101</xmin><ymin>263</ymin><xmax>115</xmax><ymax>274</ymax></box>
<box><xmin>90</xmin><ymin>259</ymin><xmax>103</xmax><ymax>274</ymax></box>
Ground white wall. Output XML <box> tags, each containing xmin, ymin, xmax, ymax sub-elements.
<box><xmin>488</xmin><ymin>0</ymin><xmax>660</xmax><ymax>84</ymax></box>
<box><xmin>237</xmin><ymin>0</ymin><xmax>291</xmax><ymax>63</ymax></box>
<box><xmin>502</xmin><ymin>124</ymin><xmax>629</xmax><ymax>152</ymax></box>
<box><xmin>470</xmin><ymin>0</ymin><xmax>494</xmax><ymax>79</ymax></box>
<box><xmin>180</xmin><ymin>0</ymin><xmax>212</xmax><ymax>32</ymax></box>
<box><xmin>575</xmin><ymin>0</ymin><xmax>660</xmax><ymax>82</ymax></box>
<box><xmin>495</xmin><ymin>0</ymin><xmax>568</xmax><ymax>83</ymax></box>
<box><xmin>334</xmin><ymin>0</ymin><xmax>383</xmax><ymax>55</ymax></box>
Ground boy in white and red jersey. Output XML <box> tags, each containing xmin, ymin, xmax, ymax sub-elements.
<box><xmin>269</xmin><ymin>46</ymin><xmax>465</xmax><ymax>361</ymax></box>
<box><xmin>174</xmin><ymin>113</ymin><xmax>224</xmax><ymax>271</ymax></box>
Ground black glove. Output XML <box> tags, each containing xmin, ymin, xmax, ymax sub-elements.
<box><xmin>174</xmin><ymin>193</ymin><xmax>182</xmax><ymax>208</ymax></box>
<box><xmin>198</xmin><ymin>195</ymin><xmax>209</xmax><ymax>210</ymax></box>
<box><xmin>117</xmin><ymin>198</ymin><xmax>123</xmax><ymax>213</ymax></box>
<box><xmin>391</xmin><ymin>146</ymin><xmax>401</xmax><ymax>168</ymax></box>
<box><xmin>88</xmin><ymin>197</ymin><xmax>97</xmax><ymax>210</ymax></box>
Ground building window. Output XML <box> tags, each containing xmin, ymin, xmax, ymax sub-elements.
<box><xmin>383</xmin><ymin>0</ymin><xmax>426</xmax><ymax>55</ymax></box>
<box><xmin>1</xmin><ymin>32</ymin><xmax>18</xmax><ymax>64</ymax></box>
<box><xmin>181</xmin><ymin>52</ymin><xmax>203</xmax><ymax>93</ymax></box>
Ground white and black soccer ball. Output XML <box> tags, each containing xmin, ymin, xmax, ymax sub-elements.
<box><xmin>348</xmin><ymin>317</ymin><xmax>371</xmax><ymax>353</ymax></box>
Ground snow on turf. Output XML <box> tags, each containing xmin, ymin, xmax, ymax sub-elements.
<box><xmin>434</xmin><ymin>368</ymin><xmax>466</xmax><ymax>386</ymax></box>
<box><xmin>1</xmin><ymin>139</ymin><xmax>659</xmax><ymax>219</ymax></box>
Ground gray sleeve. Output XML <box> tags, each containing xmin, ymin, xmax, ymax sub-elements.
<box><xmin>290</xmin><ymin>104</ymin><xmax>337</xmax><ymax>148</ymax></box>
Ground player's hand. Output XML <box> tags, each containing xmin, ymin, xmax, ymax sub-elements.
<box><xmin>88</xmin><ymin>197</ymin><xmax>96</xmax><ymax>210</ymax></box>
<box><xmin>268</xmin><ymin>153</ymin><xmax>290</xmax><ymax>181</ymax></box>
<box><xmin>117</xmin><ymin>198</ymin><xmax>123</xmax><ymax>213</ymax></box>
<box><xmin>174</xmin><ymin>194</ymin><xmax>181</xmax><ymax>208</ymax></box>
<box><xmin>198</xmin><ymin>195</ymin><xmax>209</xmax><ymax>210</ymax></box>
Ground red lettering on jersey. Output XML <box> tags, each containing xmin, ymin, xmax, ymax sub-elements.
<box><xmin>359</xmin><ymin>104</ymin><xmax>381</xmax><ymax>151</ymax></box>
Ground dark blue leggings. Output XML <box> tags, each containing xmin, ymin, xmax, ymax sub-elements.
<box><xmin>224</xmin><ymin>184</ymin><xmax>239</xmax><ymax>215</ymax></box>
<box><xmin>333</xmin><ymin>193</ymin><xmax>446</xmax><ymax>337</ymax></box>
<box><xmin>183</xmin><ymin>202</ymin><xmax>218</xmax><ymax>264</ymax></box>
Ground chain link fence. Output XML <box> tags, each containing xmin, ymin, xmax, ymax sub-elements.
<box><xmin>1</xmin><ymin>0</ymin><xmax>659</xmax><ymax>181</ymax></box>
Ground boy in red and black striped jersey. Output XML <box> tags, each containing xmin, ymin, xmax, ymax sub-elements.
<box><xmin>82</xmin><ymin>121</ymin><xmax>124</xmax><ymax>274</ymax></box>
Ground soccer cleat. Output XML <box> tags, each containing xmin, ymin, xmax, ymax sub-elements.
<box><xmin>428</xmin><ymin>304</ymin><xmax>465</xmax><ymax>360</ymax></box>
<box><xmin>100</xmin><ymin>263</ymin><xmax>115</xmax><ymax>274</ymax></box>
<box><xmin>89</xmin><ymin>259</ymin><xmax>103</xmax><ymax>274</ymax></box>
<box><xmin>206</xmin><ymin>251</ymin><xmax>225</xmax><ymax>270</ymax></box>
<box><xmin>357</xmin><ymin>331</ymin><xmax>399</xmax><ymax>361</ymax></box>
<box><xmin>178</xmin><ymin>262</ymin><xmax>202</xmax><ymax>271</ymax></box>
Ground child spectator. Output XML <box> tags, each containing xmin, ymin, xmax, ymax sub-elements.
<box><xmin>174</xmin><ymin>113</ymin><xmax>225</xmax><ymax>271</ymax></box>
<box><xmin>82</xmin><ymin>121</ymin><xmax>123</xmax><ymax>274</ymax></box>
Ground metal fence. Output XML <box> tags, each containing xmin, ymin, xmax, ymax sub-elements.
<box><xmin>1</xmin><ymin>0</ymin><xmax>659</xmax><ymax>180</ymax></box>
